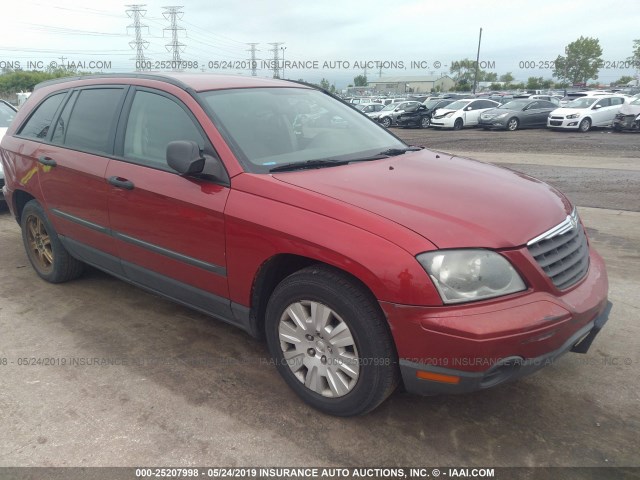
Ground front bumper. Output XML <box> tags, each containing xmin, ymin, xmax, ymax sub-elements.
<box><xmin>382</xmin><ymin>247</ymin><xmax>610</xmax><ymax>395</ymax></box>
<box><xmin>430</xmin><ymin>117</ymin><xmax>455</xmax><ymax>128</ymax></box>
<box><xmin>547</xmin><ymin>118</ymin><xmax>581</xmax><ymax>129</ymax></box>
<box><xmin>478</xmin><ymin>118</ymin><xmax>507</xmax><ymax>129</ymax></box>
<box><xmin>399</xmin><ymin>302</ymin><xmax>611</xmax><ymax>394</ymax></box>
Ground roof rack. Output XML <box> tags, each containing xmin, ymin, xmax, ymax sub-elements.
<box><xmin>34</xmin><ymin>72</ymin><xmax>191</xmax><ymax>91</ymax></box>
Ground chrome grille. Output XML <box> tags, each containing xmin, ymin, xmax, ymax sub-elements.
<box><xmin>527</xmin><ymin>209</ymin><xmax>590</xmax><ymax>290</ymax></box>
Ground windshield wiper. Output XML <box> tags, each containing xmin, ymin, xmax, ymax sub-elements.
<box><xmin>378</xmin><ymin>146</ymin><xmax>422</xmax><ymax>156</ymax></box>
<box><xmin>350</xmin><ymin>147</ymin><xmax>423</xmax><ymax>162</ymax></box>
<box><xmin>269</xmin><ymin>147</ymin><xmax>423</xmax><ymax>172</ymax></box>
<box><xmin>269</xmin><ymin>159</ymin><xmax>349</xmax><ymax>173</ymax></box>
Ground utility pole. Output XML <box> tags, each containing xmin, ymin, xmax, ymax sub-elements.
<box><xmin>126</xmin><ymin>4</ymin><xmax>150</xmax><ymax>71</ymax></box>
<box><xmin>247</xmin><ymin>43</ymin><xmax>259</xmax><ymax>76</ymax></box>
<box><xmin>268</xmin><ymin>42</ymin><xmax>283</xmax><ymax>78</ymax></box>
<box><xmin>163</xmin><ymin>6</ymin><xmax>186</xmax><ymax>71</ymax></box>
<box><xmin>472</xmin><ymin>27</ymin><xmax>483</xmax><ymax>95</ymax></box>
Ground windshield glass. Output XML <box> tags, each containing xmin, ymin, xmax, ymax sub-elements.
<box><xmin>199</xmin><ymin>87</ymin><xmax>406</xmax><ymax>173</ymax></box>
<box><xmin>567</xmin><ymin>97</ymin><xmax>598</xmax><ymax>108</ymax></box>
<box><xmin>0</xmin><ymin>102</ymin><xmax>16</xmax><ymax>128</ymax></box>
<box><xmin>381</xmin><ymin>103</ymin><xmax>399</xmax><ymax>111</ymax></box>
<box><xmin>630</xmin><ymin>98</ymin><xmax>640</xmax><ymax>106</ymax></box>
<box><xmin>499</xmin><ymin>100</ymin><xmax>531</xmax><ymax>110</ymax></box>
<box><xmin>424</xmin><ymin>99</ymin><xmax>443</xmax><ymax>109</ymax></box>
<box><xmin>444</xmin><ymin>100</ymin><xmax>471</xmax><ymax>111</ymax></box>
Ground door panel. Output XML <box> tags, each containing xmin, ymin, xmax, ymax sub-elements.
<box><xmin>38</xmin><ymin>87</ymin><xmax>126</xmax><ymax>261</ymax></box>
<box><xmin>106</xmin><ymin>161</ymin><xmax>230</xmax><ymax>302</ymax></box>
<box><xmin>108</xmin><ymin>87</ymin><xmax>231</xmax><ymax>315</ymax></box>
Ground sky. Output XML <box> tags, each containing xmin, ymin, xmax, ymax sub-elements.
<box><xmin>1</xmin><ymin>0</ymin><xmax>638</xmax><ymax>88</ymax></box>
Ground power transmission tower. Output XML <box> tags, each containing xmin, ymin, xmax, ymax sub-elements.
<box><xmin>268</xmin><ymin>42</ymin><xmax>283</xmax><ymax>78</ymax></box>
<box><xmin>163</xmin><ymin>6</ymin><xmax>186</xmax><ymax>71</ymax></box>
<box><xmin>247</xmin><ymin>43</ymin><xmax>259</xmax><ymax>76</ymax></box>
<box><xmin>126</xmin><ymin>5</ymin><xmax>150</xmax><ymax>71</ymax></box>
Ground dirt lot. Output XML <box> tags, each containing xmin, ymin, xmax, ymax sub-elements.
<box><xmin>0</xmin><ymin>128</ymin><xmax>639</xmax><ymax>472</ymax></box>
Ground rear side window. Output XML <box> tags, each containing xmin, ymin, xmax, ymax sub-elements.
<box><xmin>123</xmin><ymin>90</ymin><xmax>205</xmax><ymax>168</ymax></box>
<box><xmin>611</xmin><ymin>97</ymin><xmax>624</xmax><ymax>106</ymax></box>
<box><xmin>18</xmin><ymin>92</ymin><xmax>66</xmax><ymax>139</ymax></box>
<box><xmin>64</xmin><ymin>88</ymin><xmax>125</xmax><ymax>155</ymax></box>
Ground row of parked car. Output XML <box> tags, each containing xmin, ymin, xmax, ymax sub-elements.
<box><xmin>354</xmin><ymin>91</ymin><xmax>640</xmax><ymax>132</ymax></box>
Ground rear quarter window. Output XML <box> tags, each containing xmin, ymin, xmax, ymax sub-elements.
<box><xmin>18</xmin><ymin>92</ymin><xmax>66</xmax><ymax>140</ymax></box>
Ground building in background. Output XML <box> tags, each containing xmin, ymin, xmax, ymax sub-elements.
<box><xmin>367</xmin><ymin>75</ymin><xmax>455</xmax><ymax>94</ymax></box>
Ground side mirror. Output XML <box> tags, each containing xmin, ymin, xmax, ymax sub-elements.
<box><xmin>465</xmin><ymin>106</ymin><xmax>472</xmax><ymax>111</ymax></box>
<box><xmin>167</xmin><ymin>140</ymin><xmax>205</xmax><ymax>175</ymax></box>
<box><xmin>593</xmin><ymin>104</ymin><xmax>602</xmax><ymax>109</ymax></box>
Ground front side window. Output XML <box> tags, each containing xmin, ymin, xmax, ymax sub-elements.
<box><xmin>18</xmin><ymin>92</ymin><xmax>66</xmax><ymax>140</ymax></box>
<box><xmin>199</xmin><ymin>87</ymin><xmax>406</xmax><ymax>173</ymax></box>
<box><xmin>124</xmin><ymin>90</ymin><xmax>205</xmax><ymax>168</ymax></box>
<box><xmin>64</xmin><ymin>88</ymin><xmax>125</xmax><ymax>154</ymax></box>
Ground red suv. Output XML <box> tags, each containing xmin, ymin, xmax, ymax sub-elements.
<box><xmin>0</xmin><ymin>74</ymin><xmax>610</xmax><ymax>416</ymax></box>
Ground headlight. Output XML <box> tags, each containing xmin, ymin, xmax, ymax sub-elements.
<box><xmin>417</xmin><ymin>249</ymin><xmax>526</xmax><ymax>304</ymax></box>
<box><xmin>444</xmin><ymin>112</ymin><xmax>455</xmax><ymax>118</ymax></box>
<box><xmin>496</xmin><ymin>113</ymin><xmax>509</xmax><ymax>119</ymax></box>
<box><xmin>566</xmin><ymin>114</ymin><xmax>580</xmax><ymax>119</ymax></box>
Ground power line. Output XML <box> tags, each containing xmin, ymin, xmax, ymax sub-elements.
<box><xmin>162</xmin><ymin>6</ymin><xmax>186</xmax><ymax>71</ymax></box>
<box><xmin>126</xmin><ymin>5</ymin><xmax>150</xmax><ymax>71</ymax></box>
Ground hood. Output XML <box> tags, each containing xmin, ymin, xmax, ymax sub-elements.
<box><xmin>480</xmin><ymin>108</ymin><xmax>509</xmax><ymax>117</ymax></box>
<box><xmin>433</xmin><ymin>108</ymin><xmax>456</xmax><ymax>117</ymax></box>
<box><xmin>619</xmin><ymin>103</ymin><xmax>640</xmax><ymax>115</ymax></box>
<box><xmin>551</xmin><ymin>107</ymin><xmax>588</xmax><ymax>116</ymax></box>
<box><xmin>273</xmin><ymin>150</ymin><xmax>571</xmax><ymax>249</ymax></box>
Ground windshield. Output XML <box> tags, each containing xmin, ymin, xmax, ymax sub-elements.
<box><xmin>199</xmin><ymin>87</ymin><xmax>406</xmax><ymax>173</ymax></box>
<box><xmin>424</xmin><ymin>99</ymin><xmax>443</xmax><ymax>109</ymax></box>
<box><xmin>499</xmin><ymin>100</ymin><xmax>531</xmax><ymax>110</ymax></box>
<box><xmin>443</xmin><ymin>100</ymin><xmax>471</xmax><ymax>111</ymax></box>
<box><xmin>631</xmin><ymin>98</ymin><xmax>640</xmax><ymax>106</ymax></box>
<box><xmin>0</xmin><ymin>102</ymin><xmax>16</xmax><ymax>128</ymax></box>
<box><xmin>381</xmin><ymin>103</ymin><xmax>399</xmax><ymax>111</ymax></box>
<box><xmin>567</xmin><ymin>97</ymin><xmax>598</xmax><ymax>108</ymax></box>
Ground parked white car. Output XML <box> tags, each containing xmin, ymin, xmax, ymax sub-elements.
<box><xmin>547</xmin><ymin>95</ymin><xmax>629</xmax><ymax>132</ymax></box>
<box><xmin>430</xmin><ymin>99</ymin><xmax>500</xmax><ymax>129</ymax></box>
<box><xmin>0</xmin><ymin>100</ymin><xmax>18</xmax><ymax>204</ymax></box>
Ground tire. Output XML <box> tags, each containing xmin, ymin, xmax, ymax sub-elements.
<box><xmin>380</xmin><ymin>117</ymin><xmax>392</xmax><ymax>128</ymax></box>
<box><xmin>579</xmin><ymin>118</ymin><xmax>591</xmax><ymax>132</ymax></box>
<box><xmin>20</xmin><ymin>200</ymin><xmax>84</xmax><ymax>283</ymax></box>
<box><xmin>482</xmin><ymin>127</ymin><xmax>490</xmax><ymax>131</ymax></box>
<box><xmin>265</xmin><ymin>265</ymin><xmax>399</xmax><ymax>416</ymax></box>
<box><xmin>506</xmin><ymin>117</ymin><xmax>519</xmax><ymax>131</ymax></box>
<box><xmin>420</xmin><ymin>117</ymin><xmax>431</xmax><ymax>128</ymax></box>
<box><xmin>453</xmin><ymin>118</ymin><xmax>464</xmax><ymax>130</ymax></box>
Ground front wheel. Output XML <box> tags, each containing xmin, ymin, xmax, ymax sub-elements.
<box><xmin>21</xmin><ymin>200</ymin><xmax>84</xmax><ymax>283</ymax></box>
<box><xmin>506</xmin><ymin>117</ymin><xmax>519</xmax><ymax>131</ymax></box>
<box><xmin>579</xmin><ymin>118</ymin><xmax>591</xmax><ymax>132</ymax></box>
<box><xmin>453</xmin><ymin>118</ymin><xmax>464</xmax><ymax>130</ymax></box>
<box><xmin>265</xmin><ymin>265</ymin><xmax>399</xmax><ymax>416</ymax></box>
<box><xmin>380</xmin><ymin>117</ymin><xmax>392</xmax><ymax>128</ymax></box>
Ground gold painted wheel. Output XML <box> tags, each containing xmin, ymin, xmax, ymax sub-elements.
<box><xmin>25</xmin><ymin>214</ymin><xmax>54</xmax><ymax>273</ymax></box>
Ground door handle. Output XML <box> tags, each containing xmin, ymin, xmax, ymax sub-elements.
<box><xmin>38</xmin><ymin>156</ymin><xmax>57</xmax><ymax>167</ymax></box>
<box><xmin>108</xmin><ymin>176</ymin><xmax>135</xmax><ymax>190</ymax></box>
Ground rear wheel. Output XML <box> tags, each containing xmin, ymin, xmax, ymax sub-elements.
<box><xmin>420</xmin><ymin>117</ymin><xmax>431</xmax><ymax>128</ymax></box>
<box><xmin>506</xmin><ymin>117</ymin><xmax>519</xmax><ymax>131</ymax></box>
<box><xmin>265</xmin><ymin>265</ymin><xmax>399</xmax><ymax>416</ymax></box>
<box><xmin>579</xmin><ymin>118</ymin><xmax>591</xmax><ymax>132</ymax></box>
<box><xmin>453</xmin><ymin>118</ymin><xmax>464</xmax><ymax>130</ymax></box>
<box><xmin>21</xmin><ymin>200</ymin><xmax>84</xmax><ymax>283</ymax></box>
